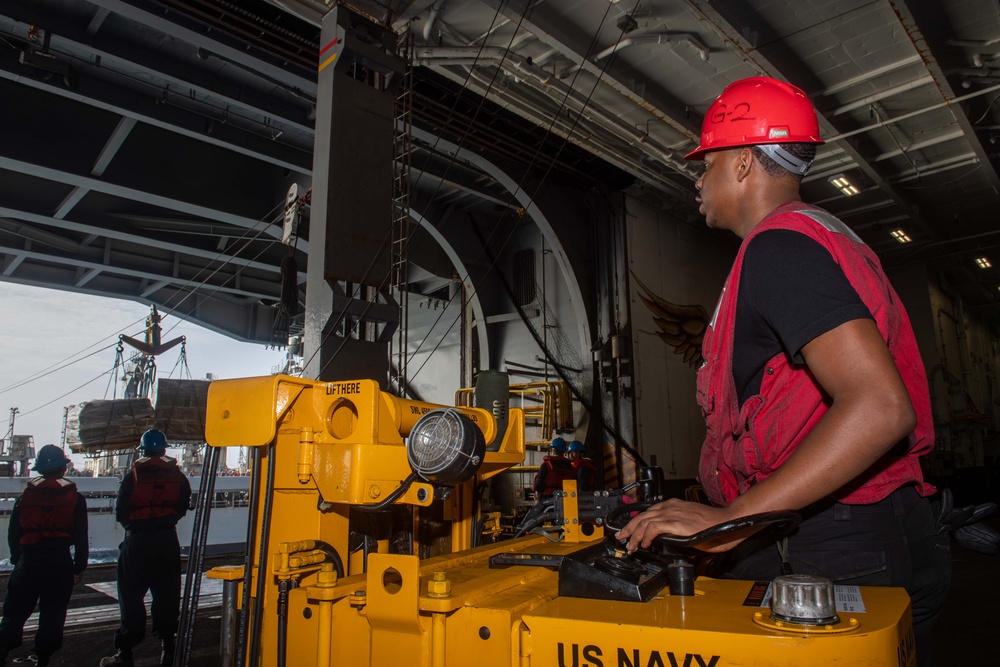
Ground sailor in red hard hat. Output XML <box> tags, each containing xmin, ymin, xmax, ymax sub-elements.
<box><xmin>619</xmin><ymin>76</ymin><xmax>948</xmax><ymax>667</ymax></box>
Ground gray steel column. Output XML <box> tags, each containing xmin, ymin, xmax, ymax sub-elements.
<box><xmin>303</xmin><ymin>6</ymin><xmax>404</xmax><ymax>385</ymax></box>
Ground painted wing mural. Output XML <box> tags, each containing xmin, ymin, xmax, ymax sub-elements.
<box><xmin>632</xmin><ymin>274</ymin><xmax>709</xmax><ymax>368</ymax></box>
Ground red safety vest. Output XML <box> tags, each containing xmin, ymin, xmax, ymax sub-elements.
<box><xmin>129</xmin><ymin>456</ymin><xmax>186</xmax><ymax>521</ymax></box>
<box><xmin>697</xmin><ymin>202</ymin><xmax>935</xmax><ymax>507</ymax></box>
<box><xmin>573</xmin><ymin>458</ymin><xmax>599</xmax><ymax>491</ymax></box>
<box><xmin>536</xmin><ymin>456</ymin><xmax>575</xmax><ymax>497</ymax></box>
<box><xmin>19</xmin><ymin>477</ymin><xmax>78</xmax><ymax>545</ymax></box>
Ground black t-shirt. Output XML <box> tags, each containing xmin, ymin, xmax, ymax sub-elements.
<box><xmin>733</xmin><ymin>230</ymin><xmax>874</xmax><ymax>406</ymax></box>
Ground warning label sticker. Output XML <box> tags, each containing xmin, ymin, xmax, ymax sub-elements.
<box><xmin>744</xmin><ymin>582</ymin><xmax>867</xmax><ymax>614</ymax></box>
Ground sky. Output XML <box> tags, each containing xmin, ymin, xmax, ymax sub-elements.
<box><xmin>0</xmin><ymin>282</ymin><xmax>288</xmax><ymax>470</ymax></box>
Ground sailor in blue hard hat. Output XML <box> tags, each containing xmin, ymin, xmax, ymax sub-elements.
<box><xmin>532</xmin><ymin>437</ymin><xmax>575</xmax><ymax>502</ymax></box>
<box><xmin>566</xmin><ymin>440</ymin><xmax>600</xmax><ymax>493</ymax></box>
<box><xmin>0</xmin><ymin>445</ymin><xmax>88</xmax><ymax>667</ymax></box>
<box><xmin>101</xmin><ymin>430</ymin><xmax>191</xmax><ymax>667</ymax></box>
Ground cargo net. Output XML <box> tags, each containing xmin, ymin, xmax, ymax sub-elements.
<box><xmin>64</xmin><ymin>399</ymin><xmax>156</xmax><ymax>454</ymax></box>
<box><xmin>64</xmin><ymin>340</ymin><xmax>207</xmax><ymax>455</ymax></box>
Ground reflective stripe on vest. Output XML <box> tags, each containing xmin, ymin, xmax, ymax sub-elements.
<box><xmin>19</xmin><ymin>477</ymin><xmax>77</xmax><ymax>544</ymax></box>
<box><xmin>129</xmin><ymin>456</ymin><xmax>185</xmax><ymax>521</ymax></box>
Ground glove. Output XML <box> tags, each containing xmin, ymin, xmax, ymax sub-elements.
<box><xmin>935</xmin><ymin>488</ymin><xmax>999</xmax><ymax>556</ymax></box>
<box><xmin>954</xmin><ymin>523</ymin><xmax>1000</xmax><ymax>556</ymax></box>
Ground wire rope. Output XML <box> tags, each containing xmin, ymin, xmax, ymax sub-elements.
<box><xmin>406</xmin><ymin>0</ymin><xmax>631</xmax><ymax>382</ymax></box>
<box><xmin>0</xmin><ymin>195</ymin><xmax>286</xmax><ymax>402</ymax></box>
<box><xmin>298</xmin><ymin>0</ymin><xmax>520</xmax><ymax>381</ymax></box>
<box><xmin>0</xmin><ymin>343</ymin><xmax>119</xmax><ymax>397</ymax></box>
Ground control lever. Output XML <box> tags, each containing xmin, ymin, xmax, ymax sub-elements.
<box><xmin>603</xmin><ymin>502</ymin><xmax>801</xmax><ymax>555</ymax></box>
<box><xmin>558</xmin><ymin>507</ymin><xmax>801</xmax><ymax>603</ymax></box>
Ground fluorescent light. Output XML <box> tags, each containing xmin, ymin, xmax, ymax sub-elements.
<box><xmin>975</xmin><ymin>257</ymin><xmax>992</xmax><ymax>269</ymax></box>
<box><xmin>890</xmin><ymin>228</ymin><xmax>912</xmax><ymax>244</ymax></box>
<box><xmin>829</xmin><ymin>174</ymin><xmax>860</xmax><ymax>197</ymax></box>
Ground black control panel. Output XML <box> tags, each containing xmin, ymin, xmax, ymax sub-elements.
<box><xmin>558</xmin><ymin>542</ymin><xmax>678</xmax><ymax>603</ymax></box>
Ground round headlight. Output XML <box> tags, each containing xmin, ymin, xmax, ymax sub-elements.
<box><xmin>407</xmin><ymin>409</ymin><xmax>485</xmax><ymax>486</ymax></box>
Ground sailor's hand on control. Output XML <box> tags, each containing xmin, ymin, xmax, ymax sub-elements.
<box><xmin>73</xmin><ymin>573</ymin><xmax>84</xmax><ymax>586</ymax></box>
<box><xmin>615</xmin><ymin>499</ymin><xmax>741</xmax><ymax>553</ymax></box>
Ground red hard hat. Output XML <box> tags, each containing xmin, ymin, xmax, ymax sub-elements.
<box><xmin>685</xmin><ymin>77</ymin><xmax>823</xmax><ymax>161</ymax></box>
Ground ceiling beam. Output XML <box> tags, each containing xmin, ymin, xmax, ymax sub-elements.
<box><xmin>2</xmin><ymin>251</ymin><xmax>26</xmax><ymax>277</ymax></box>
<box><xmin>889</xmin><ymin>0</ymin><xmax>1000</xmax><ymax>197</ymax></box>
<box><xmin>0</xmin><ymin>13</ymin><xmax>315</xmax><ymax>144</ymax></box>
<box><xmin>0</xmin><ymin>50</ymin><xmax>312</xmax><ymax>174</ymax></box>
<box><xmin>0</xmin><ymin>154</ymin><xmax>290</xmax><ymax>244</ymax></box>
<box><xmin>83</xmin><ymin>0</ymin><xmax>317</xmax><ymax>96</ymax></box>
<box><xmin>55</xmin><ymin>116</ymin><xmax>137</xmax><ymax>220</ymax></box>
<box><xmin>0</xmin><ymin>240</ymin><xmax>276</xmax><ymax>301</ymax></box>
<box><xmin>0</xmin><ymin>205</ymin><xmax>283</xmax><ymax>275</ymax></box>
<box><xmin>75</xmin><ymin>267</ymin><xmax>102</xmax><ymax>287</ymax></box>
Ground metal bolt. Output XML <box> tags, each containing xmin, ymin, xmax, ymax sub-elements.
<box><xmin>572</xmin><ymin>518</ymin><xmax>578</xmax><ymax>524</ymax></box>
<box><xmin>369</xmin><ymin>485</ymin><xmax>381</xmax><ymax>499</ymax></box>
<box><xmin>571</xmin><ymin>492</ymin><xmax>577</xmax><ymax>497</ymax></box>
<box><xmin>427</xmin><ymin>571</ymin><xmax>452</xmax><ymax>598</ymax></box>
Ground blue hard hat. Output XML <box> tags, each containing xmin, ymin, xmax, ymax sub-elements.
<box><xmin>568</xmin><ymin>440</ymin><xmax>585</xmax><ymax>452</ymax></box>
<box><xmin>32</xmin><ymin>444</ymin><xmax>71</xmax><ymax>473</ymax></box>
<box><xmin>139</xmin><ymin>429</ymin><xmax>168</xmax><ymax>452</ymax></box>
<box><xmin>550</xmin><ymin>437</ymin><xmax>567</xmax><ymax>452</ymax></box>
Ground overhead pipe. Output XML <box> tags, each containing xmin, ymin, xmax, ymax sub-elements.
<box><xmin>458</xmin><ymin>63</ymin><xmax>680</xmax><ymax>185</ymax></box>
<box><xmin>261</xmin><ymin>0</ymin><xmax>328</xmax><ymax>26</ymax></box>
<box><xmin>831</xmin><ymin>75</ymin><xmax>935</xmax><ymax>116</ymax></box>
<box><xmin>558</xmin><ymin>33</ymin><xmax>709</xmax><ymax>80</ymax></box>
<box><xmin>427</xmin><ymin>62</ymin><xmax>693</xmax><ymax>198</ymax></box>
<box><xmin>422</xmin><ymin>0</ymin><xmax>448</xmax><ymax>42</ymax></box>
<box><xmin>416</xmin><ymin>47</ymin><xmax>701</xmax><ymax>180</ymax></box>
<box><xmin>824</xmin><ymin>81</ymin><xmax>1000</xmax><ymax>143</ymax></box>
<box><xmin>947</xmin><ymin>36</ymin><xmax>1000</xmax><ymax>48</ymax></box>
<box><xmin>818</xmin><ymin>54</ymin><xmax>922</xmax><ymax>97</ymax></box>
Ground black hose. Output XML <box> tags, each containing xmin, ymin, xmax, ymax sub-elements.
<box><xmin>180</xmin><ymin>446</ymin><xmax>220</xmax><ymax>667</ymax></box>
<box><xmin>276</xmin><ymin>579</ymin><xmax>290</xmax><ymax>667</ymax></box>
<box><xmin>176</xmin><ymin>446</ymin><xmax>212</xmax><ymax>667</ymax></box>
<box><xmin>248</xmin><ymin>443</ymin><xmax>277</xmax><ymax>667</ymax></box>
<box><xmin>235</xmin><ymin>448</ymin><xmax>263</xmax><ymax>667</ymax></box>
<box><xmin>311</xmin><ymin>540</ymin><xmax>346</xmax><ymax>578</ymax></box>
<box><xmin>470</xmin><ymin>223</ymin><xmax>647</xmax><ymax>467</ymax></box>
<box><xmin>513</xmin><ymin>500</ymin><xmax>556</xmax><ymax>538</ymax></box>
<box><xmin>354</xmin><ymin>471</ymin><xmax>419</xmax><ymax>512</ymax></box>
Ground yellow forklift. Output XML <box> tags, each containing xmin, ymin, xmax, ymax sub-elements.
<box><xmin>178</xmin><ymin>375</ymin><xmax>915</xmax><ymax>667</ymax></box>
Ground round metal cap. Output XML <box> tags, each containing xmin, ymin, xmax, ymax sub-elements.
<box><xmin>769</xmin><ymin>574</ymin><xmax>840</xmax><ymax>625</ymax></box>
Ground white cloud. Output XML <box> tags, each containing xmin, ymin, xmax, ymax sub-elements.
<box><xmin>0</xmin><ymin>283</ymin><xmax>286</xmax><ymax>470</ymax></box>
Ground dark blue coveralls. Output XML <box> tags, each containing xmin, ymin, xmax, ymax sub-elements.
<box><xmin>0</xmin><ymin>477</ymin><xmax>88</xmax><ymax>663</ymax></box>
<box><xmin>111</xmin><ymin>456</ymin><xmax>191</xmax><ymax>652</ymax></box>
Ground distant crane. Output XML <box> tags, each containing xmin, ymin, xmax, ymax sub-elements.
<box><xmin>118</xmin><ymin>306</ymin><xmax>185</xmax><ymax>400</ymax></box>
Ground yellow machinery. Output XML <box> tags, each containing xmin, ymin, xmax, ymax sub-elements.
<box><xmin>199</xmin><ymin>375</ymin><xmax>916</xmax><ymax>667</ymax></box>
